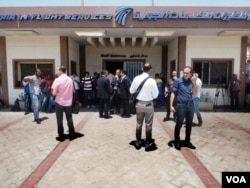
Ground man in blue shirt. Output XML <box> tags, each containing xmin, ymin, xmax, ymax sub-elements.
<box><xmin>170</xmin><ymin>66</ymin><xmax>198</xmax><ymax>150</ymax></box>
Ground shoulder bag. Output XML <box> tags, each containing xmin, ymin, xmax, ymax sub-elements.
<box><xmin>130</xmin><ymin>76</ymin><xmax>150</xmax><ymax>114</ymax></box>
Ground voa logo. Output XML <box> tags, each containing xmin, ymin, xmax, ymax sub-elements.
<box><xmin>115</xmin><ymin>7</ymin><xmax>133</xmax><ymax>26</ymax></box>
<box><xmin>226</xmin><ymin>176</ymin><xmax>246</xmax><ymax>184</ymax></box>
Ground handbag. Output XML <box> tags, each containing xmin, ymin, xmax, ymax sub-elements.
<box><xmin>130</xmin><ymin>76</ymin><xmax>150</xmax><ymax>114</ymax></box>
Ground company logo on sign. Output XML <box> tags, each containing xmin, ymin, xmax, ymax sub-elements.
<box><xmin>115</xmin><ymin>7</ymin><xmax>133</xmax><ymax>26</ymax></box>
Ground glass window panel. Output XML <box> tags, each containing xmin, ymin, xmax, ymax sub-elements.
<box><xmin>193</xmin><ymin>60</ymin><xmax>231</xmax><ymax>86</ymax></box>
<box><xmin>210</xmin><ymin>62</ymin><xmax>227</xmax><ymax>85</ymax></box>
<box><xmin>15</xmin><ymin>61</ymin><xmax>54</xmax><ymax>87</ymax></box>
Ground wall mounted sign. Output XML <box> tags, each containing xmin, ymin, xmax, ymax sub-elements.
<box><xmin>100</xmin><ymin>54</ymin><xmax>148</xmax><ymax>58</ymax></box>
<box><xmin>0</xmin><ymin>7</ymin><xmax>249</xmax><ymax>26</ymax></box>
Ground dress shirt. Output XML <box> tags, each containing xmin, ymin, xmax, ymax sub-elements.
<box><xmin>130</xmin><ymin>73</ymin><xmax>159</xmax><ymax>101</ymax></box>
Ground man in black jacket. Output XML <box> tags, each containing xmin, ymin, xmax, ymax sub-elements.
<box><xmin>97</xmin><ymin>70</ymin><xmax>112</xmax><ymax>119</ymax></box>
<box><xmin>119</xmin><ymin>70</ymin><xmax>132</xmax><ymax>118</ymax></box>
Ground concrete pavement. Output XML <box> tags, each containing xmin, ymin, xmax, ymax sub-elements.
<box><xmin>0</xmin><ymin>107</ymin><xmax>249</xmax><ymax>188</ymax></box>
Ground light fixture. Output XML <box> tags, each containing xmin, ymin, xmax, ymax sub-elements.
<box><xmin>217</xmin><ymin>30</ymin><xmax>250</xmax><ymax>36</ymax></box>
<box><xmin>1</xmin><ymin>30</ymin><xmax>39</xmax><ymax>36</ymax></box>
<box><xmin>144</xmin><ymin>30</ymin><xmax>175</xmax><ymax>37</ymax></box>
<box><xmin>75</xmin><ymin>30</ymin><xmax>106</xmax><ymax>37</ymax></box>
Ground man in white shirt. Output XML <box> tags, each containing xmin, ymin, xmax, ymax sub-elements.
<box><xmin>130</xmin><ymin>63</ymin><xmax>159</xmax><ymax>151</ymax></box>
<box><xmin>24</xmin><ymin>68</ymin><xmax>42</xmax><ymax>124</ymax></box>
<box><xmin>192</xmin><ymin>73</ymin><xmax>203</xmax><ymax>127</ymax></box>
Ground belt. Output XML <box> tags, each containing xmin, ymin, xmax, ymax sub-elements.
<box><xmin>138</xmin><ymin>100</ymin><xmax>153</xmax><ymax>102</ymax></box>
<box><xmin>176</xmin><ymin>101</ymin><xmax>193</xmax><ymax>105</ymax></box>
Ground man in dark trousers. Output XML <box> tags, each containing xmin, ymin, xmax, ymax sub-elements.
<box><xmin>119</xmin><ymin>70</ymin><xmax>132</xmax><ymax>118</ymax></box>
<box><xmin>52</xmin><ymin>66</ymin><xmax>83</xmax><ymax>142</ymax></box>
<box><xmin>110</xmin><ymin>69</ymin><xmax>121</xmax><ymax>115</ymax></box>
<box><xmin>170</xmin><ymin>66</ymin><xmax>198</xmax><ymax>150</ymax></box>
<box><xmin>228</xmin><ymin>73</ymin><xmax>241</xmax><ymax>111</ymax></box>
<box><xmin>97</xmin><ymin>70</ymin><xmax>112</xmax><ymax>119</ymax></box>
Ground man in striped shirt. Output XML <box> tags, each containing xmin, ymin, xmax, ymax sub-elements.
<box><xmin>81</xmin><ymin>71</ymin><xmax>95</xmax><ymax>109</ymax></box>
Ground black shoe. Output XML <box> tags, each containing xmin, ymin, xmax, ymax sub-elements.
<box><xmin>35</xmin><ymin>119</ymin><xmax>41</xmax><ymax>124</ymax></box>
<box><xmin>122</xmin><ymin>114</ymin><xmax>131</xmax><ymax>118</ymax></box>
<box><xmin>174</xmin><ymin>141</ymin><xmax>181</xmax><ymax>150</ymax></box>
<box><xmin>110</xmin><ymin>111</ymin><xmax>114</xmax><ymax>115</ymax></box>
<box><xmin>104</xmin><ymin>115</ymin><xmax>112</xmax><ymax>119</ymax></box>
<box><xmin>56</xmin><ymin>135</ymin><xmax>65</xmax><ymax>142</ymax></box>
<box><xmin>24</xmin><ymin>112</ymin><xmax>29</xmax><ymax>115</ymax></box>
<box><xmin>68</xmin><ymin>132</ymin><xmax>84</xmax><ymax>141</ymax></box>
<box><xmin>99</xmin><ymin>115</ymin><xmax>104</xmax><ymax>118</ymax></box>
<box><xmin>185</xmin><ymin>141</ymin><xmax>196</xmax><ymax>149</ymax></box>
<box><xmin>145</xmin><ymin>141</ymin><xmax>157</xmax><ymax>152</ymax></box>
<box><xmin>135</xmin><ymin>140</ymin><xmax>142</xmax><ymax>150</ymax></box>
<box><xmin>163</xmin><ymin>117</ymin><xmax>170</xmax><ymax>122</ymax></box>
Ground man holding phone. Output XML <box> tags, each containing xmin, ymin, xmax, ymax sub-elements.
<box><xmin>170</xmin><ymin>66</ymin><xmax>198</xmax><ymax>150</ymax></box>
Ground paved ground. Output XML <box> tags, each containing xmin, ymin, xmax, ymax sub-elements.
<box><xmin>0</xmin><ymin>106</ymin><xmax>249</xmax><ymax>188</ymax></box>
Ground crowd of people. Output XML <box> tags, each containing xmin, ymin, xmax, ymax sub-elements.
<box><xmin>4</xmin><ymin>62</ymin><xmax>247</xmax><ymax>151</ymax></box>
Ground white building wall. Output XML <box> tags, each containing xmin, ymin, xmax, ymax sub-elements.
<box><xmin>68</xmin><ymin>38</ymin><xmax>80</xmax><ymax>75</ymax></box>
<box><xmin>85</xmin><ymin>46</ymin><xmax>162</xmax><ymax>76</ymax></box>
<box><xmin>186</xmin><ymin>36</ymin><xmax>241</xmax><ymax>72</ymax></box>
<box><xmin>6</xmin><ymin>36</ymin><xmax>61</xmax><ymax>104</ymax></box>
<box><xmin>186</xmin><ymin>36</ymin><xmax>241</xmax><ymax>107</ymax></box>
<box><xmin>167</xmin><ymin>38</ymin><xmax>178</xmax><ymax>75</ymax></box>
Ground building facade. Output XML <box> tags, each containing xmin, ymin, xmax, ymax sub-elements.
<box><xmin>0</xmin><ymin>6</ymin><xmax>249</xmax><ymax>108</ymax></box>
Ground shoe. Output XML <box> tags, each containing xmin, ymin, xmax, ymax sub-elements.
<box><xmin>110</xmin><ymin>111</ymin><xmax>114</xmax><ymax>114</ymax></box>
<box><xmin>56</xmin><ymin>135</ymin><xmax>65</xmax><ymax>142</ymax></box>
<box><xmin>35</xmin><ymin>119</ymin><xmax>41</xmax><ymax>124</ymax></box>
<box><xmin>104</xmin><ymin>115</ymin><xmax>112</xmax><ymax>119</ymax></box>
<box><xmin>145</xmin><ymin>141</ymin><xmax>157</xmax><ymax>152</ymax></box>
<box><xmin>69</xmin><ymin>133</ymin><xmax>78</xmax><ymax>141</ymax></box>
<box><xmin>163</xmin><ymin>117</ymin><xmax>170</xmax><ymax>122</ymax></box>
<box><xmin>197</xmin><ymin>123</ymin><xmax>203</xmax><ymax>127</ymax></box>
<box><xmin>185</xmin><ymin>141</ymin><xmax>196</xmax><ymax>149</ymax></box>
<box><xmin>174</xmin><ymin>141</ymin><xmax>181</xmax><ymax>150</ymax></box>
<box><xmin>122</xmin><ymin>114</ymin><xmax>131</xmax><ymax>118</ymax></box>
<box><xmin>135</xmin><ymin>140</ymin><xmax>142</xmax><ymax>150</ymax></box>
<box><xmin>69</xmin><ymin>132</ymin><xmax>84</xmax><ymax>140</ymax></box>
<box><xmin>99</xmin><ymin>115</ymin><xmax>104</xmax><ymax>118</ymax></box>
<box><xmin>24</xmin><ymin>112</ymin><xmax>29</xmax><ymax>115</ymax></box>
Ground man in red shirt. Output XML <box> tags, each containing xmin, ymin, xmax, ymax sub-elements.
<box><xmin>40</xmin><ymin>74</ymin><xmax>54</xmax><ymax>113</ymax></box>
